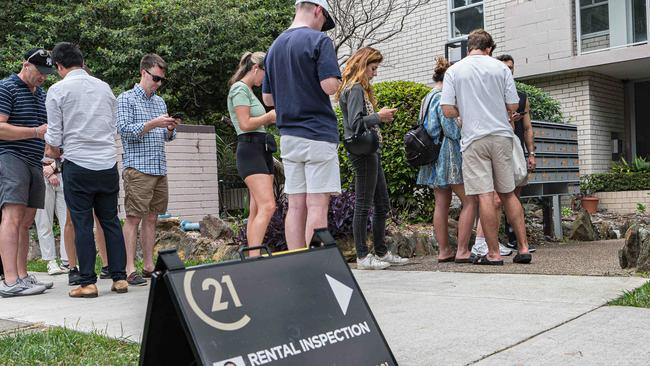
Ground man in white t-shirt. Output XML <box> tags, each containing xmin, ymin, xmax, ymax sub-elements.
<box><xmin>440</xmin><ymin>29</ymin><xmax>532</xmax><ymax>265</ymax></box>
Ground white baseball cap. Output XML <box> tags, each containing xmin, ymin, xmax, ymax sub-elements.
<box><xmin>295</xmin><ymin>0</ymin><xmax>335</xmax><ymax>31</ymax></box>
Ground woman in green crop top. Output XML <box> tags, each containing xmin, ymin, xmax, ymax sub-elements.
<box><xmin>227</xmin><ymin>51</ymin><xmax>276</xmax><ymax>256</ymax></box>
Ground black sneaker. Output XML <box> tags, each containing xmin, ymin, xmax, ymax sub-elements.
<box><xmin>100</xmin><ymin>266</ymin><xmax>111</xmax><ymax>279</ymax></box>
<box><xmin>127</xmin><ymin>272</ymin><xmax>147</xmax><ymax>287</ymax></box>
<box><xmin>507</xmin><ymin>241</ymin><xmax>537</xmax><ymax>253</ymax></box>
<box><xmin>68</xmin><ymin>267</ymin><xmax>81</xmax><ymax>286</ymax></box>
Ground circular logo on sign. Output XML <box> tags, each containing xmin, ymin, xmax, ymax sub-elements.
<box><xmin>183</xmin><ymin>270</ymin><xmax>251</xmax><ymax>331</ymax></box>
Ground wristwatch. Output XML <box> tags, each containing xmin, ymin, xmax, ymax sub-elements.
<box><xmin>529</xmin><ymin>152</ymin><xmax>536</xmax><ymax>156</ymax></box>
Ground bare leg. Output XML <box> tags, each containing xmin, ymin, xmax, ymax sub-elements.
<box><xmin>140</xmin><ymin>213</ymin><xmax>157</xmax><ymax>273</ymax></box>
<box><xmin>0</xmin><ymin>204</ymin><xmax>26</xmax><ymax>284</ymax></box>
<box><xmin>245</xmin><ymin>174</ymin><xmax>276</xmax><ymax>257</ymax></box>
<box><xmin>17</xmin><ymin>208</ymin><xmax>37</xmax><ymax>278</ymax></box>
<box><xmin>451</xmin><ymin>184</ymin><xmax>476</xmax><ymax>259</ymax></box>
<box><xmin>475</xmin><ymin>192</ymin><xmax>502</xmax><ymax>239</ymax></box>
<box><xmin>94</xmin><ymin>214</ymin><xmax>108</xmax><ymax>267</ymax></box>
<box><xmin>498</xmin><ymin>191</ymin><xmax>530</xmax><ymax>254</ymax></box>
<box><xmin>478</xmin><ymin>193</ymin><xmax>501</xmax><ymax>261</ymax></box>
<box><xmin>285</xmin><ymin>193</ymin><xmax>307</xmax><ymax>250</ymax></box>
<box><xmin>122</xmin><ymin>215</ymin><xmax>142</xmax><ymax>275</ymax></box>
<box><xmin>433</xmin><ymin>187</ymin><xmax>453</xmax><ymax>260</ymax></box>
<box><xmin>304</xmin><ymin>193</ymin><xmax>330</xmax><ymax>247</ymax></box>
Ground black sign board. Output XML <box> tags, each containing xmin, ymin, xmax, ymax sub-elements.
<box><xmin>140</xmin><ymin>245</ymin><xmax>396</xmax><ymax>366</ymax></box>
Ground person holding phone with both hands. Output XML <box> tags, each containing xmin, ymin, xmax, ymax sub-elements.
<box><xmin>117</xmin><ymin>53</ymin><xmax>180</xmax><ymax>287</ymax></box>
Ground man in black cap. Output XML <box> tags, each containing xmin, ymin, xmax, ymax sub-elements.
<box><xmin>262</xmin><ymin>0</ymin><xmax>341</xmax><ymax>249</ymax></box>
<box><xmin>0</xmin><ymin>48</ymin><xmax>55</xmax><ymax>297</ymax></box>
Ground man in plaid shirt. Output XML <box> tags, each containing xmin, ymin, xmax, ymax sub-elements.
<box><xmin>117</xmin><ymin>54</ymin><xmax>179</xmax><ymax>286</ymax></box>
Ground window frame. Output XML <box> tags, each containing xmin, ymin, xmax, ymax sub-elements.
<box><xmin>578</xmin><ymin>0</ymin><xmax>610</xmax><ymax>37</ymax></box>
<box><xmin>448</xmin><ymin>0</ymin><xmax>485</xmax><ymax>41</ymax></box>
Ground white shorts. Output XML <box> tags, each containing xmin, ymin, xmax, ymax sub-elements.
<box><xmin>280</xmin><ymin>135</ymin><xmax>341</xmax><ymax>195</ymax></box>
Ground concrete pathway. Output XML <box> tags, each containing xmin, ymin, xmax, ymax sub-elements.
<box><xmin>0</xmin><ymin>270</ymin><xmax>648</xmax><ymax>365</ymax></box>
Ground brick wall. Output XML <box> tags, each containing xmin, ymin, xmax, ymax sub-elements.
<box><xmin>116</xmin><ymin>125</ymin><xmax>219</xmax><ymax>222</ymax></box>
<box><xmin>581</xmin><ymin>33</ymin><xmax>610</xmax><ymax>53</ymax></box>
<box><xmin>596</xmin><ymin>191</ymin><xmax>650</xmax><ymax>215</ymax></box>
<box><xmin>374</xmin><ymin>0</ymin><xmax>509</xmax><ymax>85</ymax></box>
<box><xmin>526</xmin><ymin>72</ymin><xmax>624</xmax><ymax>174</ymax></box>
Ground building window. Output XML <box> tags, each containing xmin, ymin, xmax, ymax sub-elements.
<box><xmin>449</xmin><ymin>0</ymin><xmax>484</xmax><ymax>39</ymax></box>
<box><xmin>580</xmin><ymin>0</ymin><xmax>609</xmax><ymax>35</ymax></box>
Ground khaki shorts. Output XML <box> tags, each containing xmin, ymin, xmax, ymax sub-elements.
<box><xmin>462</xmin><ymin>135</ymin><xmax>515</xmax><ymax>195</ymax></box>
<box><xmin>280</xmin><ymin>135</ymin><xmax>341</xmax><ymax>194</ymax></box>
<box><xmin>123</xmin><ymin>168</ymin><xmax>168</xmax><ymax>216</ymax></box>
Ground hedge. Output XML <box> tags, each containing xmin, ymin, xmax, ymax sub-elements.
<box><xmin>581</xmin><ymin>172</ymin><xmax>650</xmax><ymax>193</ymax></box>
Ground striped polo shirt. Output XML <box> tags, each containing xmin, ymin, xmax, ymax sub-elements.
<box><xmin>0</xmin><ymin>74</ymin><xmax>47</xmax><ymax>167</ymax></box>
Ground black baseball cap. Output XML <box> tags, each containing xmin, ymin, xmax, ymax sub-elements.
<box><xmin>24</xmin><ymin>48</ymin><xmax>55</xmax><ymax>75</ymax></box>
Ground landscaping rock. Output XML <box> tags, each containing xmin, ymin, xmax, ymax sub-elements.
<box><xmin>199</xmin><ymin>215</ymin><xmax>233</xmax><ymax>240</ymax></box>
<box><xmin>620</xmin><ymin>224</ymin><xmax>650</xmax><ymax>272</ymax></box>
<box><xmin>568</xmin><ymin>210</ymin><xmax>596</xmax><ymax>241</ymax></box>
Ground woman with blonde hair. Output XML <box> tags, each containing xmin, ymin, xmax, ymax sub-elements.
<box><xmin>227</xmin><ymin>51</ymin><xmax>277</xmax><ymax>256</ymax></box>
<box><xmin>336</xmin><ymin>47</ymin><xmax>409</xmax><ymax>270</ymax></box>
<box><xmin>417</xmin><ymin>56</ymin><xmax>476</xmax><ymax>263</ymax></box>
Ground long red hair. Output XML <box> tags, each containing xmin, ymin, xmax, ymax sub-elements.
<box><xmin>335</xmin><ymin>47</ymin><xmax>383</xmax><ymax>108</ymax></box>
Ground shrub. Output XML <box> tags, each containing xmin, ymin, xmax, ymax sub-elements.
<box><xmin>516</xmin><ymin>82</ymin><xmax>564</xmax><ymax>123</ymax></box>
<box><xmin>337</xmin><ymin>80</ymin><xmax>433</xmax><ymax>222</ymax></box>
<box><xmin>581</xmin><ymin>172</ymin><xmax>650</xmax><ymax>193</ymax></box>
<box><xmin>235</xmin><ymin>192</ymin><xmax>371</xmax><ymax>250</ymax></box>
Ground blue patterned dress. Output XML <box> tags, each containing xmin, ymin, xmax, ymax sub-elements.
<box><xmin>416</xmin><ymin>88</ymin><xmax>463</xmax><ymax>188</ymax></box>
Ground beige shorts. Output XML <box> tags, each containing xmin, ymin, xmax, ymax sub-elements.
<box><xmin>123</xmin><ymin>168</ymin><xmax>169</xmax><ymax>216</ymax></box>
<box><xmin>462</xmin><ymin>135</ymin><xmax>516</xmax><ymax>195</ymax></box>
<box><xmin>280</xmin><ymin>135</ymin><xmax>341</xmax><ymax>194</ymax></box>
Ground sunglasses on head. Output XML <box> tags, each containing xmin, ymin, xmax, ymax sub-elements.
<box><xmin>27</xmin><ymin>49</ymin><xmax>50</xmax><ymax>63</ymax></box>
<box><xmin>145</xmin><ymin>69</ymin><xmax>166</xmax><ymax>83</ymax></box>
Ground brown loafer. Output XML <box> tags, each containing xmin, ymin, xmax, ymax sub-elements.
<box><xmin>142</xmin><ymin>269</ymin><xmax>154</xmax><ymax>278</ymax></box>
<box><xmin>111</xmin><ymin>280</ymin><xmax>129</xmax><ymax>294</ymax></box>
<box><xmin>69</xmin><ymin>284</ymin><xmax>98</xmax><ymax>298</ymax></box>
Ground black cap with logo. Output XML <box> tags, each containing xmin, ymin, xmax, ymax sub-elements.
<box><xmin>24</xmin><ymin>48</ymin><xmax>55</xmax><ymax>75</ymax></box>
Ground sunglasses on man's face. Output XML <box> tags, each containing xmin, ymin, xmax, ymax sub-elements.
<box><xmin>145</xmin><ymin>69</ymin><xmax>166</xmax><ymax>83</ymax></box>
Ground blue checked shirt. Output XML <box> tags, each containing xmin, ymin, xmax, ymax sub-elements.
<box><xmin>117</xmin><ymin>84</ymin><xmax>176</xmax><ymax>176</ymax></box>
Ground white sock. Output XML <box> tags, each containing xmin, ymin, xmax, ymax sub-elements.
<box><xmin>474</xmin><ymin>236</ymin><xmax>486</xmax><ymax>245</ymax></box>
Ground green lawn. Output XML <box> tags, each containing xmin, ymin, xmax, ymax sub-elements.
<box><xmin>0</xmin><ymin>327</ymin><xmax>139</xmax><ymax>366</ymax></box>
<box><xmin>609</xmin><ymin>281</ymin><xmax>650</xmax><ymax>308</ymax></box>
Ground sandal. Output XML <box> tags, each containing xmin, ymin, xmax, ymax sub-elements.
<box><xmin>454</xmin><ymin>257</ymin><xmax>473</xmax><ymax>264</ymax></box>
<box><xmin>474</xmin><ymin>255</ymin><xmax>504</xmax><ymax>266</ymax></box>
<box><xmin>438</xmin><ymin>256</ymin><xmax>455</xmax><ymax>263</ymax></box>
<box><xmin>513</xmin><ymin>253</ymin><xmax>532</xmax><ymax>264</ymax></box>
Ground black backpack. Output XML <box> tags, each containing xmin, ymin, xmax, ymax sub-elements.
<box><xmin>404</xmin><ymin>91</ymin><xmax>443</xmax><ymax>167</ymax></box>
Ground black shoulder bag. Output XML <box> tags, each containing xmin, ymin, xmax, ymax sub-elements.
<box><xmin>404</xmin><ymin>92</ymin><xmax>443</xmax><ymax>167</ymax></box>
<box><xmin>343</xmin><ymin>117</ymin><xmax>379</xmax><ymax>156</ymax></box>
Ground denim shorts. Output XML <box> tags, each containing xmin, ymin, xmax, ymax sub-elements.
<box><xmin>0</xmin><ymin>153</ymin><xmax>45</xmax><ymax>209</ymax></box>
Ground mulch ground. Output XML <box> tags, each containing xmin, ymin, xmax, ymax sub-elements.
<box><xmin>376</xmin><ymin>239</ymin><xmax>647</xmax><ymax>277</ymax></box>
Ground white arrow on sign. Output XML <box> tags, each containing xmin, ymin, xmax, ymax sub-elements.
<box><xmin>325</xmin><ymin>274</ymin><xmax>353</xmax><ymax>316</ymax></box>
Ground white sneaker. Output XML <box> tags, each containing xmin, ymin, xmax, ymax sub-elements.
<box><xmin>0</xmin><ymin>280</ymin><xmax>46</xmax><ymax>297</ymax></box>
<box><xmin>47</xmin><ymin>260</ymin><xmax>66</xmax><ymax>275</ymax></box>
<box><xmin>377</xmin><ymin>251</ymin><xmax>409</xmax><ymax>266</ymax></box>
<box><xmin>471</xmin><ymin>240</ymin><xmax>488</xmax><ymax>257</ymax></box>
<box><xmin>499</xmin><ymin>243</ymin><xmax>513</xmax><ymax>256</ymax></box>
<box><xmin>357</xmin><ymin>255</ymin><xmax>391</xmax><ymax>270</ymax></box>
<box><xmin>21</xmin><ymin>274</ymin><xmax>54</xmax><ymax>290</ymax></box>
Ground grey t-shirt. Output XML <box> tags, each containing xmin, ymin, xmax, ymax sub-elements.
<box><xmin>440</xmin><ymin>55</ymin><xmax>519</xmax><ymax>151</ymax></box>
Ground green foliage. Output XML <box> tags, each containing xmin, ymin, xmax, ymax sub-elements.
<box><xmin>337</xmin><ymin>80</ymin><xmax>433</xmax><ymax>221</ymax></box>
<box><xmin>581</xmin><ymin>172</ymin><xmax>650</xmax><ymax>193</ymax></box>
<box><xmin>637</xmin><ymin>203</ymin><xmax>647</xmax><ymax>214</ymax></box>
<box><xmin>0</xmin><ymin>0</ymin><xmax>293</xmax><ymax>118</ymax></box>
<box><xmin>561</xmin><ymin>207</ymin><xmax>573</xmax><ymax>218</ymax></box>
<box><xmin>0</xmin><ymin>327</ymin><xmax>139</xmax><ymax>365</ymax></box>
<box><xmin>611</xmin><ymin>156</ymin><xmax>650</xmax><ymax>174</ymax></box>
<box><xmin>609</xmin><ymin>281</ymin><xmax>650</xmax><ymax>308</ymax></box>
<box><xmin>516</xmin><ymin>81</ymin><xmax>564</xmax><ymax>123</ymax></box>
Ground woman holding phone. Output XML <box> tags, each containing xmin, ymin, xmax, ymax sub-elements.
<box><xmin>227</xmin><ymin>51</ymin><xmax>277</xmax><ymax>256</ymax></box>
<box><xmin>336</xmin><ymin>47</ymin><xmax>409</xmax><ymax>270</ymax></box>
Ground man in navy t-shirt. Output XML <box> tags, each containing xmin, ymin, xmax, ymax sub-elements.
<box><xmin>263</xmin><ymin>0</ymin><xmax>342</xmax><ymax>249</ymax></box>
<box><xmin>0</xmin><ymin>48</ymin><xmax>54</xmax><ymax>297</ymax></box>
